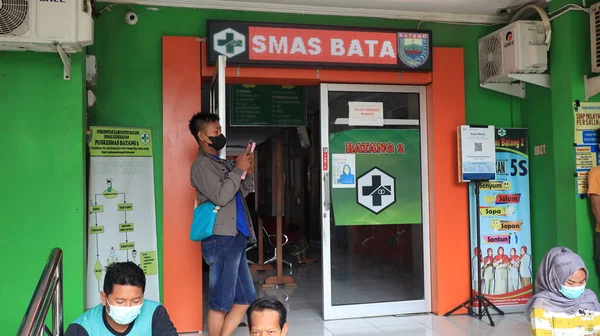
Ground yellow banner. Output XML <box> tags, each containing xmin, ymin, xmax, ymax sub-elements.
<box><xmin>480</xmin><ymin>206</ymin><xmax>507</xmax><ymax>217</ymax></box>
<box><xmin>577</xmin><ymin>171</ymin><xmax>590</xmax><ymax>195</ymax></box>
<box><xmin>89</xmin><ymin>127</ymin><xmax>153</xmax><ymax>157</ymax></box>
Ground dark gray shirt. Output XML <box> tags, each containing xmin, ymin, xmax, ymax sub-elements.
<box><xmin>190</xmin><ymin>149</ymin><xmax>255</xmax><ymax>241</ymax></box>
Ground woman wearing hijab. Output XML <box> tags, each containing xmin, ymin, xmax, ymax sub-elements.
<box><xmin>520</xmin><ymin>246</ymin><xmax>533</xmax><ymax>287</ymax></box>
<box><xmin>508</xmin><ymin>248</ymin><xmax>521</xmax><ymax>292</ymax></box>
<box><xmin>483</xmin><ymin>248</ymin><xmax>495</xmax><ymax>295</ymax></box>
<box><xmin>493</xmin><ymin>247</ymin><xmax>510</xmax><ymax>295</ymax></box>
<box><xmin>338</xmin><ymin>164</ymin><xmax>355</xmax><ymax>185</ymax></box>
<box><xmin>526</xmin><ymin>246</ymin><xmax>600</xmax><ymax>335</ymax></box>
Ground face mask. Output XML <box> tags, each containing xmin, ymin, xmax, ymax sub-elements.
<box><xmin>207</xmin><ymin>134</ymin><xmax>227</xmax><ymax>151</ymax></box>
<box><xmin>560</xmin><ymin>284</ymin><xmax>586</xmax><ymax>300</ymax></box>
<box><xmin>106</xmin><ymin>302</ymin><xmax>143</xmax><ymax>325</ymax></box>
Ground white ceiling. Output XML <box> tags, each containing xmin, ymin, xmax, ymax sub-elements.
<box><xmin>104</xmin><ymin>0</ymin><xmax>547</xmax><ymax>24</ymax></box>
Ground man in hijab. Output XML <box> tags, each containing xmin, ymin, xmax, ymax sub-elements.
<box><xmin>525</xmin><ymin>246</ymin><xmax>600</xmax><ymax>335</ymax></box>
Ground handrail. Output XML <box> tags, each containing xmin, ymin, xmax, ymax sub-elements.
<box><xmin>17</xmin><ymin>248</ymin><xmax>64</xmax><ymax>336</ymax></box>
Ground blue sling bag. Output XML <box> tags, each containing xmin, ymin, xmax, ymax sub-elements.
<box><xmin>190</xmin><ymin>198</ymin><xmax>220</xmax><ymax>242</ymax></box>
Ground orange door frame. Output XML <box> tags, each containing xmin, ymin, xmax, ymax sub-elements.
<box><xmin>162</xmin><ymin>36</ymin><xmax>468</xmax><ymax>333</ymax></box>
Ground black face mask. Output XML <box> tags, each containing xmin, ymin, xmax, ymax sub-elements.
<box><xmin>207</xmin><ymin>134</ymin><xmax>227</xmax><ymax>151</ymax></box>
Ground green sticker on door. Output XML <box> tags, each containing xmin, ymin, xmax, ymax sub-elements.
<box><xmin>330</xmin><ymin>129</ymin><xmax>422</xmax><ymax>226</ymax></box>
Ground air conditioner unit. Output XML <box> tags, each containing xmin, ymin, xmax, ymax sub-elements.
<box><xmin>0</xmin><ymin>0</ymin><xmax>93</xmax><ymax>53</ymax></box>
<box><xmin>478</xmin><ymin>20</ymin><xmax>547</xmax><ymax>83</ymax></box>
<box><xmin>590</xmin><ymin>2</ymin><xmax>600</xmax><ymax>73</ymax></box>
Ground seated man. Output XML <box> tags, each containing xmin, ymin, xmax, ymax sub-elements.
<box><xmin>247</xmin><ymin>297</ymin><xmax>288</xmax><ymax>336</ymax></box>
<box><xmin>526</xmin><ymin>247</ymin><xmax>600</xmax><ymax>335</ymax></box>
<box><xmin>66</xmin><ymin>262</ymin><xmax>177</xmax><ymax>336</ymax></box>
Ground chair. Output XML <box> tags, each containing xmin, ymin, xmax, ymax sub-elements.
<box><xmin>263</xmin><ymin>226</ymin><xmax>293</xmax><ymax>268</ymax></box>
<box><xmin>245</xmin><ymin>243</ymin><xmax>257</xmax><ymax>265</ymax></box>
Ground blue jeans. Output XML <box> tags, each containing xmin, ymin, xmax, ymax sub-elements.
<box><xmin>201</xmin><ymin>232</ymin><xmax>256</xmax><ymax>312</ymax></box>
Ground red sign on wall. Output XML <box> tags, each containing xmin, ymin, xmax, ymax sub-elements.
<box><xmin>208</xmin><ymin>20</ymin><xmax>432</xmax><ymax>71</ymax></box>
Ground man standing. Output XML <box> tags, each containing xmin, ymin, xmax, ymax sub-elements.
<box><xmin>588</xmin><ymin>165</ymin><xmax>600</xmax><ymax>270</ymax></box>
<box><xmin>247</xmin><ymin>298</ymin><xmax>289</xmax><ymax>336</ymax></box>
<box><xmin>65</xmin><ymin>262</ymin><xmax>177</xmax><ymax>335</ymax></box>
<box><xmin>188</xmin><ymin>112</ymin><xmax>257</xmax><ymax>336</ymax></box>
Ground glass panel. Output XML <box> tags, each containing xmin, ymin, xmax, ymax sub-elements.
<box><xmin>327</xmin><ymin>91</ymin><xmax>424</xmax><ymax>306</ymax></box>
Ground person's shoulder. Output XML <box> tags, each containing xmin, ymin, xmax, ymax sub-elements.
<box><xmin>191</xmin><ymin>155</ymin><xmax>217</xmax><ymax>173</ymax></box>
<box><xmin>65</xmin><ymin>323</ymin><xmax>89</xmax><ymax>336</ymax></box>
<box><xmin>150</xmin><ymin>302</ymin><xmax>176</xmax><ymax>326</ymax></box>
<box><xmin>193</xmin><ymin>154</ymin><xmax>212</xmax><ymax>165</ymax></box>
<box><xmin>143</xmin><ymin>299</ymin><xmax>163</xmax><ymax>310</ymax></box>
<box><xmin>585</xmin><ymin>288</ymin><xmax>600</xmax><ymax>301</ymax></box>
<box><xmin>590</xmin><ymin>166</ymin><xmax>600</xmax><ymax>177</ymax></box>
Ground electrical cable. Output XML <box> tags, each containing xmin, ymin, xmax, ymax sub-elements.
<box><xmin>100</xmin><ymin>3</ymin><xmax>136</xmax><ymax>14</ymax></box>
<box><xmin>509</xmin><ymin>4</ymin><xmax>552</xmax><ymax>50</ymax></box>
<box><xmin>417</xmin><ymin>20</ymin><xmax>500</xmax><ymax>29</ymax></box>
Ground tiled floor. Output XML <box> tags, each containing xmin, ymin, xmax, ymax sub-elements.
<box><xmin>199</xmin><ymin>266</ymin><xmax>530</xmax><ymax>335</ymax></box>
<box><xmin>198</xmin><ymin>248</ymin><xmax>530</xmax><ymax>335</ymax></box>
<box><xmin>222</xmin><ymin>310</ymin><xmax>530</xmax><ymax>336</ymax></box>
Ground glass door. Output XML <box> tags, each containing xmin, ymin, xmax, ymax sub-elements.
<box><xmin>320</xmin><ymin>84</ymin><xmax>430</xmax><ymax>320</ymax></box>
<box><xmin>210</xmin><ymin>55</ymin><xmax>227</xmax><ymax>158</ymax></box>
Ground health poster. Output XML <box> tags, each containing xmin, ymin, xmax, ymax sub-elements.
<box><xmin>574</xmin><ymin>102</ymin><xmax>600</xmax><ymax>196</ymax></box>
<box><xmin>329</xmin><ymin>129</ymin><xmax>422</xmax><ymax>226</ymax></box>
<box><xmin>468</xmin><ymin>128</ymin><xmax>532</xmax><ymax>309</ymax></box>
<box><xmin>86</xmin><ymin>127</ymin><xmax>160</xmax><ymax>308</ymax></box>
<box><xmin>332</xmin><ymin>154</ymin><xmax>356</xmax><ymax>189</ymax></box>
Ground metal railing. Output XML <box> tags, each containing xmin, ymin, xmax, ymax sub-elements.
<box><xmin>17</xmin><ymin>248</ymin><xmax>64</xmax><ymax>336</ymax></box>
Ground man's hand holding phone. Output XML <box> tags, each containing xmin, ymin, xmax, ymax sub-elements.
<box><xmin>240</xmin><ymin>140</ymin><xmax>256</xmax><ymax>179</ymax></box>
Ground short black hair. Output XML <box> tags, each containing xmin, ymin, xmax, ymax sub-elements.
<box><xmin>188</xmin><ymin>112</ymin><xmax>220</xmax><ymax>143</ymax></box>
<box><xmin>247</xmin><ymin>297</ymin><xmax>287</xmax><ymax>330</ymax></box>
<box><xmin>103</xmin><ymin>262</ymin><xmax>146</xmax><ymax>295</ymax></box>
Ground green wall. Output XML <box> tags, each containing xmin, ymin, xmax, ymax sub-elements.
<box><xmin>90</xmin><ymin>5</ymin><xmax>515</xmax><ymax>299</ymax></box>
<box><xmin>0</xmin><ymin>5</ymin><xmax>517</xmax><ymax>330</ymax></box>
<box><xmin>520</xmin><ymin>0</ymin><xmax>600</xmax><ymax>294</ymax></box>
<box><xmin>0</xmin><ymin>52</ymin><xmax>86</xmax><ymax>333</ymax></box>
<box><xmin>4</xmin><ymin>0</ymin><xmax>600</xmax><ymax>331</ymax></box>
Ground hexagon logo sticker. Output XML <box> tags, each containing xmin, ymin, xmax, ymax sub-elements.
<box><xmin>356</xmin><ymin>167</ymin><xmax>396</xmax><ymax>214</ymax></box>
<box><xmin>213</xmin><ymin>28</ymin><xmax>246</xmax><ymax>58</ymax></box>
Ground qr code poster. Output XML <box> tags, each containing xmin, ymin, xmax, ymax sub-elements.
<box><xmin>458</xmin><ymin>125</ymin><xmax>496</xmax><ymax>182</ymax></box>
<box><xmin>332</xmin><ymin>154</ymin><xmax>356</xmax><ymax>189</ymax></box>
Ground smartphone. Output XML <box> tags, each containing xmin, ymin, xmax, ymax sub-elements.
<box><xmin>241</xmin><ymin>140</ymin><xmax>256</xmax><ymax>180</ymax></box>
<box><xmin>248</xmin><ymin>139</ymin><xmax>256</xmax><ymax>153</ymax></box>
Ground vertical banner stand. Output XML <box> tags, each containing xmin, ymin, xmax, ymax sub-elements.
<box><xmin>263</xmin><ymin>135</ymin><xmax>296</xmax><ymax>287</ymax></box>
<box><xmin>445</xmin><ymin>180</ymin><xmax>505</xmax><ymax>325</ymax></box>
<box><xmin>251</xmin><ymin>149</ymin><xmax>273</xmax><ymax>272</ymax></box>
<box><xmin>445</xmin><ymin>125</ymin><xmax>504</xmax><ymax>326</ymax></box>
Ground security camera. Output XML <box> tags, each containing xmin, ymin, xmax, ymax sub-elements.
<box><xmin>125</xmin><ymin>12</ymin><xmax>138</xmax><ymax>25</ymax></box>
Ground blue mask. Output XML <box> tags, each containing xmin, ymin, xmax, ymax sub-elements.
<box><xmin>560</xmin><ymin>284</ymin><xmax>585</xmax><ymax>299</ymax></box>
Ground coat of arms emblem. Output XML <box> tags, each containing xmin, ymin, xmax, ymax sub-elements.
<box><xmin>398</xmin><ymin>33</ymin><xmax>430</xmax><ymax>68</ymax></box>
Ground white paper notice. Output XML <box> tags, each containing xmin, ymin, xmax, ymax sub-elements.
<box><xmin>459</xmin><ymin>125</ymin><xmax>496</xmax><ymax>182</ymax></box>
<box><xmin>348</xmin><ymin>102</ymin><xmax>384</xmax><ymax>126</ymax></box>
<box><xmin>332</xmin><ymin>154</ymin><xmax>356</xmax><ymax>188</ymax></box>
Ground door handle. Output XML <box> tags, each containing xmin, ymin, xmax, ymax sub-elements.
<box><xmin>323</xmin><ymin>172</ymin><xmax>330</xmax><ymax>211</ymax></box>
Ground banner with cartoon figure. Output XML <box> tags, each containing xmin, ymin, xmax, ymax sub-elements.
<box><xmin>469</xmin><ymin>128</ymin><xmax>533</xmax><ymax>309</ymax></box>
<box><xmin>329</xmin><ymin>129</ymin><xmax>422</xmax><ymax>226</ymax></box>
<box><xmin>86</xmin><ymin>127</ymin><xmax>160</xmax><ymax>307</ymax></box>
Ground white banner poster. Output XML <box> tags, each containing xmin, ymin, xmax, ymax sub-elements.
<box><xmin>86</xmin><ymin>126</ymin><xmax>159</xmax><ymax>308</ymax></box>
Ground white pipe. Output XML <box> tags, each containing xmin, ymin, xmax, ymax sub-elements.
<box><xmin>509</xmin><ymin>4</ymin><xmax>552</xmax><ymax>50</ymax></box>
